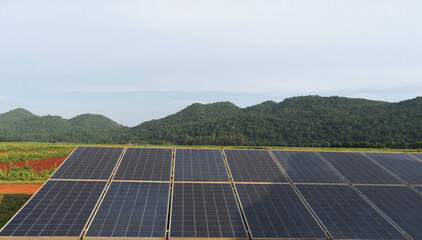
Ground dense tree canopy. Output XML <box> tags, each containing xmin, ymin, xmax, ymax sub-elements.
<box><xmin>1</xmin><ymin>96</ymin><xmax>422</xmax><ymax>147</ymax></box>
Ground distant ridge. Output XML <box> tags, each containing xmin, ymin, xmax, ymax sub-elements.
<box><xmin>1</xmin><ymin>95</ymin><xmax>422</xmax><ymax>147</ymax></box>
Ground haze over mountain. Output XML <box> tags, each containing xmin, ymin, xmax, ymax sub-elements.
<box><xmin>1</xmin><ymin>96</ymin><xmax>421</xmax><ymax>147</ymax></box>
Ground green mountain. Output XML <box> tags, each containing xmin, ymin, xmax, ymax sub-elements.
<box><xmin>1</xmin><ymin>96</ymin><xmax>422</xmax><ymax>147</ymax></box>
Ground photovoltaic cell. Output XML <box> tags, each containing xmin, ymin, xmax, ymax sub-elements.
<box><xmin>319</xmin><ymin>152</ymin><xmax>401</xmax><ymax>184</ymax></box>
<box><xmin>236</xmin><ymin>183</ymin><xmax>327</xmax><ymax>239</ymax></box>
<box><xmin>224</xmin><ymin>149</ymin><xmax>287</xmax><ymax>183</ymax></box>
<box><xmin>170</xmin><ymin>183</ymin><xmax>248</xmax><ymax>239</ymax></box>
<box><xmin>85</xmin><ymin>182</ymin><xmax>169</xmax><ymax>239</ymax></box>
<box><xmin>357</xmin><ymin>185</ymin><xmax>422</xmax><ymax>240</ymax></box>
<box><xmin>297</xmin><ymin>184</ymin><xmax>405</xmax><ymax>239</ymax></box>
<box><xmin>366</xmin><ymin>153</ymin><xmax>422</xmax><ymax>184</ymax></box>
<box><xmin>0</xmin><ymin>180</ymin><xmax>106</xmax><ymax>238</ymax></box>
<box><xmin>114</xmin><ymin>148</ymin><xmax>172</xmax><ymax>181</ymax></box>
<box><xmin>272</xmin><ymin>150</ymin><xmax>344</xmax><ymax>183</ymax></box>
<box><xmin>51</xmin><ymin>146</ymin><xmax>123</xmax><ymax>180</ymax></box>
<box><xmin>174</xmin><ymin>148</ymin><xmax>229</xmax><ymax>182</ymax></box>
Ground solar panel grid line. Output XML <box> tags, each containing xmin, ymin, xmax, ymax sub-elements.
<box><xmin>296</xmin><ymin>184</ymin><xmax>409</xmax><ymax>240</ymax></box>
<box><xmin>174</xmin><ymin>148</ymin><xmax>230</xmax><ymax>182</ymax></box>
<box><xmin>44</xmin><ymin>146</ymin><xmax>78</xmax><ymax>181</ymax></box>
<box><xmin>0</xmin><ymin>180</ymin><xmax>108</xmax><ymax>239</ymax></box>
<box><xmin>271</xmin><ymin>150</ymin><xmax>345</xmax><ymax>184</ymax></box>
<box><xmin>362</xmin><ymin>153</ymin><xmax>412</xmax><ymax>185</ymax></box>
<box><xmin>266</xmin><ymin>150</ymin><xmax>333</xmax><ymax>239</ymax></box>
<box><xmin>84</xmin><ymin>182</ymin><xmax>170</xmax><ymax>240</ymax></box>
<box><xmin>365</xmin><ymin>152</ymin><xmax>422</xmax><ymax>185</ymax></box>
<box><xmin>356</xmin><ymin>186</ymin><xmax>420</xmax><ymax>240</ymax></box>
<box><xmin>316</xmin><ymin>152</ymin><xmax>412</xmax><ymax>239</ymax></box>
<box><xmin>316</xmin><ymin>151</ymin><xmax>402</xmax><ymax>185</ymax></box>
<box><xmin>234</xmin><ymin>183</ymin><xmax>330</xmax><ymax>240</ymax></box>
<box><xmin>408</xmin><ymin>152</ymin><xmax>422</xmax><ymax>162</ymax></box>
<box><xmin>114</xmin><ymin>147</ymin><xmax>172</xmax><ymax>182</ymax></box>
<box><xmin>169</xmin><ymin>183</ymin><xmax>249</xmax><ymax>240</ymax></box>
<box><xmin>314</xmin><ymin>151</ymin><xmax>352</xmax><ymax>185</ymax></box>
<box><xmin>50</xmin><ymin>146</ymin><xmax>124</xmax><ymax>180</ymax></box>
<box><xmin>223</xmin><ymin>149</ymin><xmax>288</xmax><ymax>183</ymax></box>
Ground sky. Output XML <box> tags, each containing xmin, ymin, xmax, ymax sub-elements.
<box><xmin>1</xmin><ymin>0</ymin><xmax>422</xmax><ymax>126</ymax></box>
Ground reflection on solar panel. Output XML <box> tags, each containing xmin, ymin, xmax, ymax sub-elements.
<box><xmin>174</xmin><ymin>148</ymin><xmax>229</xmax><ymax>182</ymax></box>
<box><xmin>236</xmin><ymin>183</ymin><xmax>327</xmax><ymax>239</ymax></box>
<box><xmin>51</xmin><ymin>146</ymin><xmax>123</xmax><ymax>180</ymax></box>
<box><xmin>366</xmin><ymin>153</ymin><xmax>422</xmax><ymax>184</ymax></box>
<box><xmin>224</xmin><ymin>149</ymin><xmax>287</xmax><ymax>182</ymax></box>
<box><xmin>170</xmin><ymin>183</ymin><xmax>247</xmax><ymax>239</ymax></box>
<box><xmin>357</xmin><ymin>185</ymin><xmax>422</xmax><ymax>240</ymax></box>
<box><xmin>272</xmin><ymin>150</ymin><xmax>344</xmax><ymax>183</ymax></box>
<box><xmin>319</xmin><ymin>152</ymin><xmax>401</xmax><ymax>184</ymax></box>
<box><xmin>85</xmin><ymin>182</ymin><xmax>169</xmax><ymax>239</ymax></box>
<box><xmin>114</xmin><ymin>148</ymin><xmax>172</xmax><ymax>181</ymax></box>
<box><xmin>297</xmin><ymin>184</ymin><xmax>405</xmax><ymax>239</ymax></box>
<box><xmin>0</xmin><ymin>180</ymin><xmax>106</xmax><ymax>238</ymax></box>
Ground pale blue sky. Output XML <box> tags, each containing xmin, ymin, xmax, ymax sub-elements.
<box><xmin>1</xmin><ymin>0</ymin><xmax>422</xmax><ymax>126</ymax></box>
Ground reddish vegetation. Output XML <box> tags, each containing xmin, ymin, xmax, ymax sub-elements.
<box><xmin>0</xmin><ymin>184</ymin><xmax>42</xmax><ymax>194</ymax></box>
<box><xmin>0</xmin><ymin>156</ymin><xmax>66</xmax><ymax>172</ymax></box>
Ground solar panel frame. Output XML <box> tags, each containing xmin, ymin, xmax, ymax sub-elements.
<box><xmin>174</xmin><ymin>148</ymin><xmax>230</xmax><ymax>182</ymax></box>
<box><xmin>272</xmin><ymin>150</ymin><xmax>344</xmax><ymax>184</ymax></box>
<box><xmin>169</xmin><ymin>182</ymin><xmax>248</xmax><ymax>239</ymax></box>
<box><xmin>224</xmin><ymin>149</ymin><xmax>288</xmax><ymax>183</ymax></box>
<box><xmin>318</xmin><ymin>152</ymin><xmax>402</xmax><ymax>184</ymax></box>
<box><xmin>0</xmin><ymin>180</ymin><xmax>107</xmax><ymax>239</ymax></box>
<box><xmin>50</xmin><ymin>146</ymin><xmax>124</xmax><ymax>180</ymax></box>
<box><xmin>84</xmin><ymin>181</ymin><xmax>170</xmax><ymax>240</ymax></box>
<box><xmin>113</xmin><ymin>147</ymin><xmax>172</xmax><ymax>182</ymax></box>
<box><xmin>234</xmin><ymin>183</ymin><xmax>328</xmax><ymax>240</ymax></box>
<box><xmin>365</xmin><ymin>152</ymin><xmax>422</xmax><ymax>184</ymax></box>
<box><xmin>410</xmin><ymin>152</ymin><xmax>422</xmax><ymax>161</ymax></box>
<box><xmin>357</xmin><ymin>185</ymin><xmax>422</xmax><ymax>240</ymax></box>
<box><xmin>296</xmin><ymin>184</ymin><xmax>406</xmax><ymax>240</ymax></box>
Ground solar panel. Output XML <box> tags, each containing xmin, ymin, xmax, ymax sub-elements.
<box><xmin>0</xmin><ymin>180</ymin><xmax>106</xmax><ymax>238</ymax></box>
<box><xmin>85</xmin><ymin>182</ymin><xmax>170</xmax><ymax>239</ymax></box>
<box><xmin>224</xmin><ymin>149</ymin><xmax>287</xmax><ymax>183</ymax></box>
<box><xmin>319</xmin><ymin>152</ymin><xmax>401</xmax><ymax>184</ymax></box>
<box><xmin>51</xmin><ymin>146</ymin><xmax>123</xmax><ymax>180</ymax></box>
<box><xmin>174</xmin><ymin>148</ymin><xmax>229</xmax><ymax>182</ymax></box>
<box><xmin>272</xmin><ymin>150</ymin><xmax>344</xmax><ymax>183</ymax></box>
<box><xmin>357</xmin><ymin>185</ymin><xmax>422</xmax><ymax>240</ymax></box>
<box><xmin>236</xmin><ymin>183</ymin><xmax>327</xmax><ymax>239</ymax></box>
<box><xmin>170</xmin><ymin>183</ymin><xmax>248</xmax><ymax>239</ymax></box>
<box><xmin>297</xmin><ymin>184</ymin><xmax>406</xmax><ymax>239</ymax></box>
<box><xmin>411</xmin><ymin>153</ymin><xmax>422</xmax><ymax>160</ymax></box>
<box><xmin>114</xmin><ymin>148</ymin><xmax>172</xmax><ymax>181</ymax></box>
<box><xmin>366</xmin><ymin>153</ymin><xmax>422</xmax><ymax>184</ymax></box>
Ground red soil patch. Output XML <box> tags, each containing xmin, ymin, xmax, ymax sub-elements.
<box><xmin>0</xmin><ymin>156</ymin><xmax>67</xmax><ymax>172</ymax></box>
<box><xmin>0</xmin><ymin>184</ymin><xmax>42</xmax><ymax>194</ymax></box>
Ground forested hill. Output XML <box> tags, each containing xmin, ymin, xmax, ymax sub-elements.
<box><xmin>1</xmin><ymin>96</ymin><xmax>422</xmax><ymax>147</ymax></box>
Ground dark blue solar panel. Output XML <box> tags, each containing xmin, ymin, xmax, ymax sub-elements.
<box><xmin>170</xmin><ymin>183</ymin><xmax>248</xmax><ymax>239</ymax></box>
<box><xmin>319</xmin><ymin>152</ymin><xmax>401</xmax><ymax>184</ymax></box>
<box><xmin>297</xmin><ymin>184</ymin><xmax>406</xmax><ymax>239</ymax></box>
<box><xmin>85</xmin><ymin>182</ymin><xmax>169</xmax><ymax>238</ymax></box>
<box><xmin>272</xmin><ymin>150</ymin><xmax>344</xmax><ymax>183</ymax></box>
<box><xmin>236</xmin><ymin>183</ymin><xmax>327</xmax><ymax>239</ymax></box>
<box><xmin>0</xmin><ymin>180</ymin><xmax>106</xmax><ymax>237</ymax></box>
<box><xmin>51</xmin><ymin>146</ymin><xmax>123</xmax><ymax>180</ymax></box>
<box><xmin>174</xmin><ymin>148</ymin><xmax>229</xmax><ymax>182</ymax></box>
<box><xmin>224</xmin><ymin>149</ymin><xmax>287</xmax><ymax>182</ymax></box>
<box><xmin>114</xmin><ymin>148</ymin><xmax>172</xmax><ymax>181</ymax></box>
<box><xmin>357</xmin><ymin>185</ymin><xmax>422</xmax><ymax>240</ymax></box>
<box><xmin>411</xmin><ymin>153</ymin><xmax>422</xmax><ymax>160</ymax></box>
<box><xmin>366</xmin><ymin>153</ymin><xmax>422</xmax><ymax>184</ymax></box>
